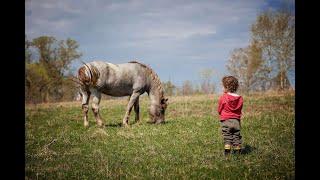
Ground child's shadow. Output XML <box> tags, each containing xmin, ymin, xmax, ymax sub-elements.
<box><xmin>241</xmin><ymin>144</ymin><xmax>256</xmax><ymax>154</ymax></box>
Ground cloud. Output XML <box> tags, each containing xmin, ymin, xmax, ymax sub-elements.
<box><xmin>26</xmin><ymin>0</ymin><xmax>261</xmax><ymax>39</ymax></box>
<box><xmin>144</xmin><ymin>25</ymin><xmax>216</xmax><ymax>40</ymax></box>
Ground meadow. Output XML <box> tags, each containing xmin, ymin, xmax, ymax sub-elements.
<box><xmin>25</xmin><ymin>92</ymin><xmax>295</xmax><ymax>179</ymax></box>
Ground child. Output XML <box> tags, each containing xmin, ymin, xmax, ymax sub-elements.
<box><xmin>217</xmin><ymin>76</ymin><xmax>243</xmax><ymax>155</ymax></box>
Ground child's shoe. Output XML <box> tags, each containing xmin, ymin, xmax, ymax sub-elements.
<box><xmin>224</xmin><ymin>144</ymin><xmax>231</xmax><ymax>156</ymax></box>
<box><xmin>232</xmin><ymin>145</ymin><xmax>242</xmax><ymax>154</ymax></box>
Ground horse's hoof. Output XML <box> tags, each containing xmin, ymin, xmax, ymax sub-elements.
<box><xmin>84</xmin><ymin>122</ymin><xmax>89</xmax><ymax>127</ymax></box>
<box><xmin>97</xmin><ymin>121</ymin><xmax>104</xmax><ymax>127</ymax></box>
<box><xmin>155</xmin><ymin>120</ymin><xmax>165</xmax><ymax>124</ymax></box>
<box><xmin>134</xmin><ymin>120</ymin><xmax>141</xmax><ymax>125</ymax></box>
<box><xmin>98</xmin><ymin>124</ymin><xmax>104</xmax><ymax>128</ymax></box>
<box><xmin>122</xmin><ymin>123</ymin><xmax>129</xmax><ymax>127</ymax></box>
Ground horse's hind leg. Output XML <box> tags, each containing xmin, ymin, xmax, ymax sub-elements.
<box><xmin>134</xmin><ymin>96</ymin><xmax>140</xmax><ymax>122</ymax></box>
<box><xmin>82</xmin><ymin>104</ymin><xmax>89</xmax><ymax>127</ymax></box>
<box><xmin>91</xmin><ymin>90</ymin><xmax>104</xmax><ymax>127</ymax></box>
<box><xmin>81</xmin><ymin>90</ymin><xmax>91</xmax><ymax>127</ymax></box>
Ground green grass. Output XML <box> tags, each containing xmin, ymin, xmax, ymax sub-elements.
<box><xmin>26</xmin><ymin>92</ymin><xmax>295</xmax><ymax>179</ymax></box>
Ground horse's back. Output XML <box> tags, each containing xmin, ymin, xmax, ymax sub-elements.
<box><xmin>89</xmin><ymin>61</ymin><xmax>143</xmax><ymax>73</ymax></box>
<box><xmin>88</xmin><ymin>60</ymin><xmax>150</xmax><ymax>96</ymax></box>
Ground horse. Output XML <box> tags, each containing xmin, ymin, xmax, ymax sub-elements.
<box><xmin>73</xmin><ymin>60</ymin><xmax>168</xmax><ymax>127</ymax></box>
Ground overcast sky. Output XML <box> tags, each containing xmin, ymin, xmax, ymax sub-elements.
<box><xmin>25</xmin><ymin>0</ymin><xmax>294</xmax><ymax>91</ymax></box>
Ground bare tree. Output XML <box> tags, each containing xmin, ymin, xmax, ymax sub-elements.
<box><xmin>227</xmin><ymin>40</ymin><xmax>266</xmax><ymax>93</ymax></box>
<box><xmin>199</xmin><ymin>68</ymin><xmax>215</xmax><ymax>94</ymax></box>
<box><xmin>251</xmin><ymin>6</ymin><xmax>295</xmax><ymax>90</ymax></box>
<box><xmin>182</xmin><ymin>80</ymin><xmax>194</xmax><ymax>96</ymax></box>
<box><xmin>163</xmin><ymin>80</ymin><xmax>176</xmax><ymax>96</ymax></box>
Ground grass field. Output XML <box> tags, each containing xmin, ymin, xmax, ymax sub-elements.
<box><xmin>25</xmin><ymin>92</ymin><xmax>295</xmax><ymax>179</ymax></box>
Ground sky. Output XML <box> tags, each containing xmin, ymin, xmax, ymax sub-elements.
<box><xmin>25</xmin><ymin>0</ymin><xmax>294</xmax><ymax>92</ymax></box>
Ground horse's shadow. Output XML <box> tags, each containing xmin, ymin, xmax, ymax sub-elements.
<box><xmin>240</xmin><ymin>144</ymin><xmax>256</xmax><ymax>154</ymax></box>
<box><xmin>104</xmin><ymin>122</ymin><xmax>122</xmax><ymax>128</ymax></box>
<box><xmin>103</xmin><ymin>120</ymin><xmax>171</xmax><ymax>127</ymax></box>
<box><xmin>146</xmin><ymin>121</ymin><xmax>170</xmax><ymax>125</ymax></box>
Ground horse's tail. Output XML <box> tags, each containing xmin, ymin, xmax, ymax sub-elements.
<box><xmin>78</xmin><ymin>61</ymin><xmax>100</xmax><ymax>86</ymax></box>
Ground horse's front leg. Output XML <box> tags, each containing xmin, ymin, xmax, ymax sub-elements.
<box><xmin>81</xmin><ymin>90</ymin><xmax>91</xmax><ymax>127</ymax></box>
<box><xmin>123</xmin><ymin>92</ymin><xmax>140</xmax><ymax>127</ymax></box>
<box><xmin>91</xmin><ymin>90</ymin><xmax>104</xmax><ymax>127</ymax></box>
<box><xmin>134</xmin><ymin>96</ymin><xmax>140</xmax><ymax>123</ymax></box>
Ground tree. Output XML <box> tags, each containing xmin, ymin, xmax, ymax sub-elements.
<box><xmin>199</xmin><ymin>68</ymin><xmax>215</xmax><ymax>94</ymax></box>
<box><xmin>26</xmin><ymin>36</ymin><xmax>82</xmax><ymax>103</ymax></box>
<box><xmin>25</xmin><ymin>35</ymin><xmax>32</xmax><ymax>63</ymax></box>
<box><xmin>226</xmin><ymin>2</ymin><xmax>294</xmax><ymax>92</ymax></box>
<box><xmin>26</xmin><ymin>63</ymin><xmax>51</xmax><ymax>103</ymax></box>
<box><xmin>162</xmin><ymin>80</ymin><xmax>176</xmax><ymax>96</ymax></box>
<box><xmin>61</xmin><ymin>76</ymin><xmax>80</xmax><ymax>101</ymax></box>
<box><xmin>32</xmin><ymin>36</ymin><xmax>57</xmax><ymax>65</ymax></box>
<box><xmin>57</xmin><ymin>38</ymin><xmax>82</xmax><ymax>75</ymax></box>
<box><xmin>182</xmin><ymin>80</ymin><xmax>194</xmax><ymax>96</ymax></box>
<box><xmin>251</xmin><ymin>7</ymin><xmax>294</xmax><ymax>90</ymax></box>
<box><xmin>32</xmin><ymin>36</ymin><xmax>82</xmax><ymax>75</ymax></box>
<box><xmin>227</xmin><ymin>41</ymin><xmax>266</xmax><ymax>93</ymax></box>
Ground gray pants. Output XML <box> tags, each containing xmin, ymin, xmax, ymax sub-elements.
<box><xmin>220</xmin><ymin>119</ymin><xmax>242</xmax><ymax>147</ymax></box>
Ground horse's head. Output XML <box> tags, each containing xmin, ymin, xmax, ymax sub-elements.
<box><xmin>149</xmin><ymin>97</ymin><xmax>168</xmax><ymax>123</ymax></box>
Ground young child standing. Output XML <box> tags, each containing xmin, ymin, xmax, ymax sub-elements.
<box><xmin>217</xmin><ymin>76</ymin><xmax>243</xmax><ymax>155</ymax></box>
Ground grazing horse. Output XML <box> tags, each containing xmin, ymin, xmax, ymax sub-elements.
<box><xmin>74</xmin><ymin>60</ymin><xmax>168</xmax><ymax>127</ymax></box>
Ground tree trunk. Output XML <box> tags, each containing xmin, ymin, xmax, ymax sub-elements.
<box><xmin>280</xmin><ymin>71</ymin><xmax>284</xmax><ymax>91</ymax></box>
<box><xmin>45</xmin><ymin>90</ymin><xmax>49</xmax><ymax>103</ymax></box>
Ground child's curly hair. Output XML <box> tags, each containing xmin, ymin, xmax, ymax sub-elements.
<box><xmin>222</xmin><ymin>76</ymin><xmax>239</xmax><ymax>93</ymax></box>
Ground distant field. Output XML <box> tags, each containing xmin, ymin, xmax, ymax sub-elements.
<box><xmin>25</xmin><ymin>92</ymin><xmax>295</xmax><ymax>179</ymax></box>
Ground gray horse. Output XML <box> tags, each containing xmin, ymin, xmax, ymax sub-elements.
<box><xmin>74</xmin><ymin>60</ymin><xmax>168</xmax><ymax>127</ymax></box>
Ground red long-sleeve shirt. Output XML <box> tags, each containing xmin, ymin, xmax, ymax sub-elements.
<box><xmin>217</xmin><ymin>92</ymin><xmax>243</xmax><ymax>121</ymax></box>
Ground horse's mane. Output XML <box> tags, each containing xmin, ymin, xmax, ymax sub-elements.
<box><xmin>129</xmin><ymin>61</ymin><xmax>164</xmax><ymax>98</ymax></box>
